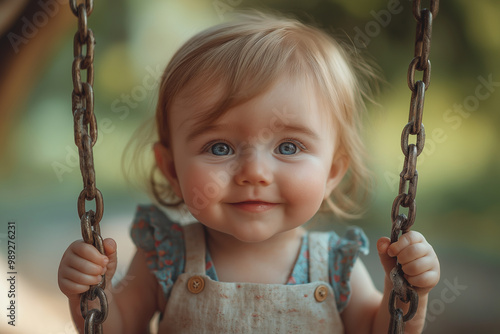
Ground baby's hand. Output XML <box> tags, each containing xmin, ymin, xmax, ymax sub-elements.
<box><xmin>377</xmin><ymin>231</ymin><xmax>440</xmax><ymax>294</ymax></box>
<box><xmin>58</xmin><ymin>238</ymin><xmax>117</xmax><ymax>301</ymax></box>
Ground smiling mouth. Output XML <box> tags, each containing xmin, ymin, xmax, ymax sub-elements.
<box><xmin>229</xmin><ymin>201</ymin><xmax>278</xmax><ymax>213</ymax></box>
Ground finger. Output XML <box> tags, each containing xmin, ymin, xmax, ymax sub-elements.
<box><xmin>377</xmin><ymin>237</ymin><xmax>397</xmax><ymax>275</ymax></box>
<box><xmin>396</xmin><ymin>242</ymin><xmax>430</xmax><ymax>265</ymax></box>
<box><xmin>103</xmin><ymin>238</ymin><xmax>117</xmax><ymax>265</ymax></box>
<box><xmin>67</xmin><ymin>255</ymin><xmax>106</xmax><ymax>276</ymax></box>
<box><xmin>58</xmin><ymin>277</ymin><xmax>94</xmax><ymax>296</ymax></box>
<box><xmin>406</xmin><ymin>269</ymin><xmax>440</xmax><ymax>290</ymax></box>
<box><xmin>71</xmin><ymin>241</ymin><xmax>108</xmax><ymax>267</ymax></box>
<box><xmin>401</xmin><ymin>256</ymin><xmax>436</xmax><ymax>276</ymax></box>
<box><xmin>387</xmin><ymin>231</ymin><xmax>425</xmax><ymax>257</ymax></box>
<box><xmin>102</xmin><ymin>238</ymin><xmax>118</xmax><ymax>281</ymax></box>
<box><xmin>377</xmin><ymin>236</ymin><xmax>391</xmax><ymax>255</ymax></box>
<box><xmin>63</xmin><ymin>266</ymin><xmax>103</xmax><ymax>286</ymax></box>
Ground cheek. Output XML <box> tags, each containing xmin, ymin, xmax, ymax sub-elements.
<box><xmin>177</xmin><ymin>162</ymin><xmax>227</xmax><ymax>212</ymax></box>
<box><xmin>279</xmin><ymin>161</ymin><xmax>328</xmax><ymax>210</ymax></box>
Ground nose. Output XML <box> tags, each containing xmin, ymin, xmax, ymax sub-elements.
<box><xmin>233</xmin><ymin>149</ymin><xmax>273</xmax><ymax>186</ymax></box>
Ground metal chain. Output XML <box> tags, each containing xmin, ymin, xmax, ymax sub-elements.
<box><xmin>388</xmin><ymin>1</ymin><xmax>439</xmax><ymax>333</ymax></box>
<box><xmin>70</xmin><ymin>1</ymin><xmax>108</xmax><ymax>333</ymax></box>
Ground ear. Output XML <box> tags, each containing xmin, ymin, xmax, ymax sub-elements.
<box><xmin>153</xmin><ymin>142</ymin><xmax>183</xmax><ymax>199</ymax></box>
<box><xmin>324</xmin><ymin>154</ymin><xmax>349</xmax><ymax>199</ymax></box>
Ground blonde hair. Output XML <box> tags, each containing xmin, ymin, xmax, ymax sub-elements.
<box><xmin>126</xmin><ymin>11</ymin><xmax>377</xmax><ymax>219</ymax></box>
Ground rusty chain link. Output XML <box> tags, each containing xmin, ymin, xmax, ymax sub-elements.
<box><xmin>388</xmin><ymin>1</ymin><xmax>439</xmax><ymax>333</ymax></box>
<box><xmin>70</xmin><ymin>0</ymin><xmax>108</xmax><ymax>333</ymax></box>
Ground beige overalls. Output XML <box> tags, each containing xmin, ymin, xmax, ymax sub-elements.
<box><xmin>157</xmin><ymin>223</ymin><xmax>344</xmax><ymax>333</ymax></box>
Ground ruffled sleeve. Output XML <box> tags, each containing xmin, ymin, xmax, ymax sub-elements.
<box><xmin>130</xmin><ymin>205</ymin><xmax>186</xmax><ymax>298</ymax></box>
<box><xmin>328</xmin><ymin>227</ymin><xmax>369</xmax><ymax>312</ymax></box>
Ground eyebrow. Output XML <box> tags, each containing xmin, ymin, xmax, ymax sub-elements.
<box><xmin>186</xmin><ymin>123</ymin><xmax>225</xmax><ymax>143</ymax></box>
<box><xmin>279</xmin><ymin>124</ymin><xmax>320</xmax><ymax>141</ymax></box>
<box><xmin>186</xmin><ymin>122</ymin><xmax>320</xmax><ymax>143</ymax></box>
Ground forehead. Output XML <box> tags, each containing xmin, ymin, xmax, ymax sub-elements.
<box><xmin>170</xmin><ymin>76</ymin><xmax>335</xmax><ymax>141</ymax></box>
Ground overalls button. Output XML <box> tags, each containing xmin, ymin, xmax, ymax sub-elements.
<box><xmin>314</xmin><ymin>285</ymin><xmax>328</xmax><ymax>302</ymax></box>
<box><xmin>187</xmin><ymin>275</ymin><xmax>205</xmax><ymax>294</ymax></box>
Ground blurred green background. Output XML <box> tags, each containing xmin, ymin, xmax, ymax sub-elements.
<box><xmin>0</xmin><ymin>0</ymin><xmax>498</xmax><ymax>333</ymax></box>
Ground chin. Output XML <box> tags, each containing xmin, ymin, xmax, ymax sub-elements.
<box><xmin>230</xmin><ymin>224</ymin><xmax>289</xmax><ymax>244</ymax></box>
<box><xmin>231</xmin><ymin>232</ymin><xmax>273</xmax><ymax>244</ymax></box>
<box><xmin>211</xmin><ymin>223</ymin><xmax>275</xmax><ymax>244</ymax></box>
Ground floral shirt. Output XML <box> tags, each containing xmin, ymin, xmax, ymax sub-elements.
<box><xmin>131</xmin><ymin>205</ymin><xmax>368</xmax><ymax>312</ymax></box>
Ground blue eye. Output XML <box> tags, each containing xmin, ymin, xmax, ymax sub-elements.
<box><xmin>277</xmin><ymin>142</ymin><xmax>298</xmax><ymax>155</ymax></box>
<box><xmin>210</xmin><ymin>142</ymin><xmax>233</xmax><ymax>156</ymax></box>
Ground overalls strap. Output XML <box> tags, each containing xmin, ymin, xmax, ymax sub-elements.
<box><xmin>308</xmin><ymin>232</ymin><xmax>330</xmax><ymax>283</ymax></box>
<box><xmin>183</xmin><ymin>223</ymin><xmax>206</xmax><ymax>274</ymax></box>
